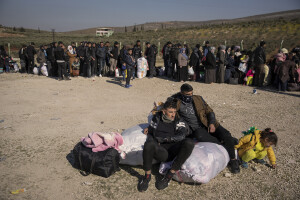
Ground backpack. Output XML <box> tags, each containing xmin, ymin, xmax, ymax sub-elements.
<box><xmin>72</xmin><ymin>142</ymin><xmax>120</xmax><ymax>178</ymax></box>
<box><xmin>242</xmin><ymin>126</ymin><xmax>258</xmax><ymax>141</ymax></box>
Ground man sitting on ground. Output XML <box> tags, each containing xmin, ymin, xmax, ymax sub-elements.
<box><xmin>171</xmin><ymin>83</ymin><xmax>240</xmax><ymax>174</ymax></box>
<box><xmin>138</xmin><ymin>99</ymin><xmax>194</xmax><ymax>192</ymax></box>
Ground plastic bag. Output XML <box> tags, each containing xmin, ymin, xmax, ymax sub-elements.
<box><xmin>33</xmin><ymin>67</ymin><xmax>39</xmax><ymax>75</ymax></box>
<box><xmin>238</xmin><ymin>63</ymin><xmax>247</xmax><ymax>73</ymax></box>
<box><xmin>159</xmin><ymin>142</ymin><xmax>229</xmax><ymax>184</ymax></box>
<box><xmin>137</xmin><ymin>57</ymin><xmax>148</xmax><ymax>79</ymax></box>
<box><xmin>115</xmin><ymin>68</ymin><xmax>119</xmax><ymax>77</ymax></box>
<box><xmin>13</xmin><ymin>63</ymin><xmax>19</xmax><ymax>72</ymax></box>
<box><xmin>188</xmin><ymin>67</ymin><xmax>194</xmax><ymax>76</ymax></box>
<box><xmin>41</xmin><ymin>64</ymin><xmax>48</xmax><ymax>76</ymax></box>
<box><xmin>119</xmin><ymin>124</ymin><xmax>154</xmax><ymax>166</ymax></box>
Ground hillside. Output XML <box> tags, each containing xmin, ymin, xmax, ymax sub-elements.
<box><xmin>65</xmin><ymin>9</ymin><xmax>300</xmax><ymax>34</ymax></box>
<box><xmin>0</xmin><ymin>9</ymin><xmax>300</xmax><ymax>59</ymax></box>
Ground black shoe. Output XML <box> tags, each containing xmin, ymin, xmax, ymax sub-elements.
<box><xmin>228</xmin><ymin>159</ymin><xmax>240</xmax><ymax>174</ymax></box>
<box><xmin>155</xmin><ymin>171</ymin><xmax>174</xmax><ymax>190</ymax></box>
<box><xmin>137</xmin><ymin>174</ymin><xmax>151</xmax><ymax>192</ymax></box>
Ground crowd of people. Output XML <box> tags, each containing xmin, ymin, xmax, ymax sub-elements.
<box><xmin>161</xmin><ymin>40</ymin><xmax>300</xmax><ymax>91</ymax></box>
<box><xmin>0</xmin><ymin>40</ymin><xmax>299</xmax><ymax>91</ymax></box>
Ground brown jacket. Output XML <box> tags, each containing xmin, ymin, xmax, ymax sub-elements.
<box><xmin>178</xmin><ymin>53</ymin><xmax>188</xmax><ymax>67</ymax></box>
<box><xmin>67</xmin><ymin>51</ymin><xmax>77</xmax><ymax>74</ymax></box>
<box><xmin>174</xmin><ymin>94</ymin><xmax>220</xmax><ymax>128</ymax></box>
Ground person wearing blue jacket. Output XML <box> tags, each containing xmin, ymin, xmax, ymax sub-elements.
<box><xmin>123</xmin><ymin>48</ymin><xmax>136</xmax><ymax>88</ymax></box>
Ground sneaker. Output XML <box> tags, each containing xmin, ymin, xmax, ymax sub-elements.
<box><xmin>255</xmin><ymin>159</ymin><xmax>266</xmax><ymax>165</ymax></box>
<box><xmin>128</xmin><ymin>84</ymin><xmax>132</xmax><ymax>87</ymax></box>
<box><xmin>58</xmin><ymin>77</ymin><xmax>62</xmax><ymax>81</ymax></box>
<box><xmin>137</xmin><ymin>174</ymin><xmax>151</xmax><ymax>192</ymax></box>
<box><xmin>241</xmin><ymin>161</ymin><xmax>248</xmax><ymax>168</ymax></box>
<box><xmin>125</xmin><ymin>85</ymin><xmax>130</xmax><ymax>88</ymax></box>
<box><xmin>155</xmin><ymin>171</ymin><xmax>174</xmax><ymax>190</ymax></box>
<box><xmin>99</xmin><ymin>74</ymin><xmax>102</xmax><ymax>77</ymax></box>
<box><xmin>228</xmin><ymin>159</ymin><xmax>240</xmax><ymax>173</ymax></box>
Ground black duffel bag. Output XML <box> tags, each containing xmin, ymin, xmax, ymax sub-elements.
<box><xmin>72</xmin><ymin>142</ymin><xmax>120</xmax><ymax>178</ymax></box>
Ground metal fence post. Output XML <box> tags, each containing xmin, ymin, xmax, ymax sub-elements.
<box><xmin>8</xmin><ymin>43</ymin><xmax>10</xmax><ymax>56</ymax></box>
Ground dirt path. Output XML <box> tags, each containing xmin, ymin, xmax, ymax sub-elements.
<box><xmin>0</xmin><ymin>73</ymin><xmax>299</xmax><ymax>200</ymax></box>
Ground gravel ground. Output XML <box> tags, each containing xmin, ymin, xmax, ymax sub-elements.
<box><xmin>0</xmin><ymin>73</ymin><xmax>299</xmax><ymax>200</ymax></box>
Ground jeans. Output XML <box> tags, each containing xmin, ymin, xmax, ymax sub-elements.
<box><xmin>143</xmin><ymin>138</ymin><xmax>194</xmax><ymax>171</ymax></box>
<box><xmin>192</xmin><ymin>125</ymin><xmax>236</xmax><ymax>159</ymax></box>
<box><xmin>97</xmin><ymin>58</ymin><xmax>105</xmax><ymax>76</ymax></box>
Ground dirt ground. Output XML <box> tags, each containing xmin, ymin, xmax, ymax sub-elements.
<box><xmin>0</xmin><ymin>73</ymin><xmax>299</xmax><ymax>200</ymax></box>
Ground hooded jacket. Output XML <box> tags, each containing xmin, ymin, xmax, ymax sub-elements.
<box><xmin>234</xmin><ymin>130</ymin><xmax>276</xmax><ymax>165</ymax></box>
<box><xmin>147</xmin><ymin>111</ymin><xmax>189</xmax><ymax>144</ymax></box>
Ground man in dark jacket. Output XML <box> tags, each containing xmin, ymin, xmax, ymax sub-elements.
<box><xmin>19</xmin><ymin>45</ymin><xmax>27</xmax><ymax>73</ymax></box>
<box><xmin>54</xmin><ymin>41</ymin><xmax>70</xmax><ymax>81</ymax></box>
<box><xmin>253</xmin><ymin>41</ymin><xmax>267</xmax><ymax>87</ymax></box>
<box><xmin>163</xmin><ymin>42</ymin><xmax>172</xmax><ymax>77</ymax></box>
<box><xmin>96</xmin><ymin>42</ymin><xmax>107</xmax><ymax>77</ymax></box>
<box><xmin>109</xmin><ymin>41</ymin><xmax>119</xmax><ymax>76</ymax></box>
<box><xmin>105</xmin><ymin>41</ymin><xmax>112</xmax><ymax>74</ymax></box>
<box><xmin>171</xmin><ymin>83</ymin><xmax>240</xmax><ymax>174</ymax></box>
<box><xmin>138</xmin><ymin>99</ymin><xmax>194</xmax><ymax>192</ymax></box>
<box><xmin>170</xmin><ymin>44</ymin><xmax>181</xmax><ymax>79</ymax></box>
<box><xmin>133</xmin><ymin>40</ymin><xmax>142</xmax><ymax>60</ymax></box>
<box><xmin>46</xmin><ymin>42</ymin><xmax>56</xmax><ymax>77</ymax></box>
<box><xmin>26</xmin><ymin>42</ymin><xmax>36</xmax><ymax>73</ymax></box>
<box><xmin>189</xmin><ymin>44</ymin><xmax>201</xmax><ymax>81</ymax></box>
<box><xmin>91</xmin><ymin>43</ymin><xmax>97</xmax><ymax>77</ymax></box>
<box><xmin>77</xmin><ymin>42</ymin><xmax>85</xmax><ymax>76</ymax></box>
<box><xmin>133</xmin><ymin>40</ymin><xmax>142</xmax><ymax>79</ymax></box>
<box><xmin>145</xmin><ymin>42</ymin><xmax>155</xmax><ymax>78</ymax></box>
<box><xmin>84</xmin><ymin>42</ymin><xmax>94</xmax><ymax>77</ymax></box>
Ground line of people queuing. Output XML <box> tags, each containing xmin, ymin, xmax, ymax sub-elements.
<box><xmin>2</xmin><ymin>40</ymin><xmax>300</xmax><ymax>91</ymax></box>
<box><xmin>14</xmin><ymin>40</ymin><xmax>158</xmax><ymax>87</ymax></box>
<box><xmin>161</xmin><ymin>41</ymin><xmax>300</xmax><ymax>91</ymax></box>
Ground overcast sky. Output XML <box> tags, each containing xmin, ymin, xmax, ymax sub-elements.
<box><xmin>0</xmin><ymin>0</ymin><xmax>299</xmax><ymax>32</ymax></box>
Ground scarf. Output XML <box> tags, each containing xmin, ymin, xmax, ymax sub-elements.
<box><xmin>162</xmin><ymin>114</ymin><xmax>173</xmax><ymax>123</ymax></box>
<box><xmin>180</xmin><ymin>48</ymin><xmax>188</xmax><ymax>60</ymax></box>
<box><xmin>68</xmin><ymin>45</ymin><xmax>74</xmax><ymax>54</ymax></box>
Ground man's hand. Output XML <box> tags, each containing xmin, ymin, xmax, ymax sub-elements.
<box><xmin>272</xmin><ymin>164</ymin><xmax>276</xmax><ymax>169</ymax></box>
<box><xmin>208</xmin><ymin>124</ymin><xmax>216</xmax><ymax>133</ymax></box>
<box><xmin>144</xmin><ymin>128</ymin><xmax>148</xmax><ymax>135</ymax></box>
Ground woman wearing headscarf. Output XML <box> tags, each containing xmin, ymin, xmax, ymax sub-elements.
<box><xmin>67</xmin><ymin>45</ymin><xmax>77</xmax><ymax>75</ymax></box>
<box><xmin>177</xmin><ymin>48</ymin><xmax>189</xmax><ymax>82</ymax></box>
<box><xmin>217</xmin><ymin>45</ymin><xmax>226</xmax><ymax>83</ymax></box>
<box><xmin>204</xmin><ymin>47</ymin><xmax>217</xmax><ymax>83</ymax></box>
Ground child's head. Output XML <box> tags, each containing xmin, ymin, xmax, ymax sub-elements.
<box><xmin>260</xmin><ymin>128</ymin><xmax>278</xmax><ymax>147</ymax></box>
<box><xmin>74</xmin><ymin>57</ymin><xmax>79</xmax><ymax>62</ymax></box>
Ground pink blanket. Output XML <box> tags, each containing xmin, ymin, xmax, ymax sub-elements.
<box><xmin>81</xmin><ymin>132</ymin><xmax>123</xmax><ymax>152</ymax></box>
